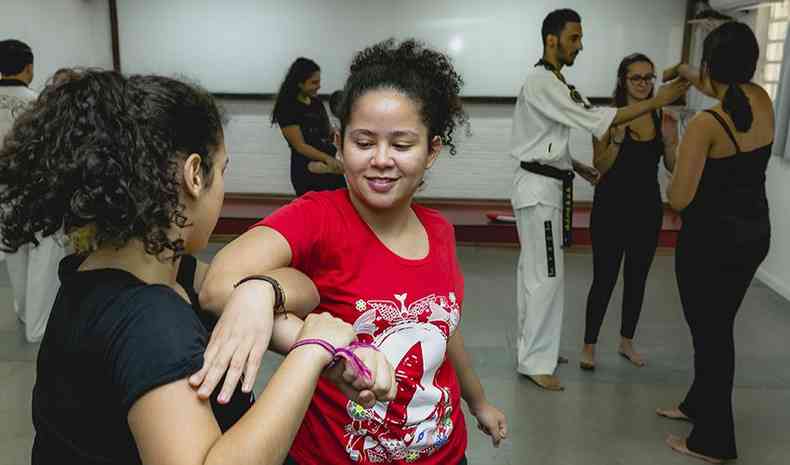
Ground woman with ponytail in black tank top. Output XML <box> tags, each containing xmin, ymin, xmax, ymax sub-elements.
<box><xmin>657</xmin><ymin>22</ymin><xmax>773</xmax><ymax>463</ymax></box>
<box><xmin>272</xmin><ymin>58</ymin><xmax>346</xmax><ymax>196</ymax></box>
<box><xmin>580</xmin><ymin>54</ymin><xmax>678</xmax><ymax>371</ymax></box>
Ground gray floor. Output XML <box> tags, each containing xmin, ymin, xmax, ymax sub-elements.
<box><xmin>1</xmin><ymin>245</ymin><xmax>788</xmax><ymax>465</ymax></box>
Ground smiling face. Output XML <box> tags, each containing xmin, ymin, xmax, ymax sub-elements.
<box><xmin>625</xmin><ymin>61</ymin><xmax>655</xmax><ymax>101</ymax></box>
<box><xmin>298</xmin><ymin>71</ymin><xmax>321</xmax><ymax>99</ymax></box>
<box><xmin>339</xmin><ymin>88</ymin><xmax>441</xmax><ymax>215</ymax></box>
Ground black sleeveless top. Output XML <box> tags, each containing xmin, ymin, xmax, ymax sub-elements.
<box><xmin>177</xmin><ymin>255</ymin><xmax>254</xmax><ymax>431</ymax></box>
<box><xmin>681</xmin><ymin>110</ymin><xmax>771</xmax><ymax>243</ymax></box>
<box><xmin>594</xmin><ymin>111</ymin><xmax>664</xmax><ymax>208</ymax></box>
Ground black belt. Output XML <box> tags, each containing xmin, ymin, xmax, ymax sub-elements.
<box><xmin>520</xmin><ymin>161</ymin><xmax>575</xmax><ymax>247</ymax></box>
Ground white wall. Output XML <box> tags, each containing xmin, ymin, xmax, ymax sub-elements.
<box><xmin>757</xmin><ymin>156</ymin><xmax>790</xmax><ymax>302</ymax></box>
<box><xmin>223</xmin><ymin>100</ymin><xmax>524</xmax><ymax>199</ymax></box>
<box><xmin>195</xmin><ymin>0</ymin><xmax>683</xmax><ymax>199</ymax></box>
<box><xmin>0</xmin><ymin>0</ymin><xmax>681</xmax><ymax>201</ymax></box>
<box><xmin>222</xmin><ymin>100</ymin><xmax>674</xmax><ymax>202</ymax></box>
<box><xmin>0</xmin><ymin>0</ymin><xmax>113</xmax><ymax>91</ymax></box>
<box><xmin>118</xmin><ymin>0</ymin><xmax>686</xmax><ymax>97</ymax></box>
<box><xmin>115</xmin><ymin>0</ymin><xmax>686</xmax><ymax>200</ymax></box>
<box><xmin>735</xmin><ymin>8</ymin><xmax>790</xmax><ymax>303</ymax></box>
<box><xmin>386</xmin><ymin>0</ymin><xmax>687</xmax><ymax>97</ymax></box>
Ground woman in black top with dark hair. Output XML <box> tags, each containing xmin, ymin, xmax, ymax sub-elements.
<box><xmin>0</xmin><ymin>70</ymin><xmax>392</xmax><ymax>465</ymax></box>
<box><xmin>580</xmin><ymin>53</ymin><xmax>678</xmax><ymax>370</ymax></box>
<box><xmin>272</xmin><ymin>57</ymin><xmax>345</xmax><ymax>195</ymax></box>
<box><xmin>658</xmin><ymin>22</ymin><xmax>772</xmax><ymax>463</ymax></box>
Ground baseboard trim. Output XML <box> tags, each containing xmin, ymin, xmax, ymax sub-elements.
<box><xmin>213</xmin><ymin>194</ymin><xmax>680</xmax><ymax>247</ymax></box>
<box><xmin>755</xmin><ymin>267</ymin><xmax>790</xmax><ymax>302</ymax></box>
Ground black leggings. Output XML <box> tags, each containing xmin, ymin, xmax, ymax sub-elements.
<box><xmin>584</xmin><ymin>203</ymin><xmax>662</xmax><ymax>344</ymax></box>
<box><xmin>675</xmin><ymin>227</ymin><xmax>769</xmax><ymax>460</ymax></box>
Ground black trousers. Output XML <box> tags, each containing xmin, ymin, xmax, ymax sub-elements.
<box><xmin>675</xmin><ymin>225</ymin><xmax>769</xmax><ymax>460</ymax></box>
<box><xmin>584</xmin><ymin>201</ymin><xmax>662</xmax><ymax>344</ymax></box>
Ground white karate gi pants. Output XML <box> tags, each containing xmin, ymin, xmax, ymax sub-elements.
<box><xmin>514</xmin><ymin>204</ymin><xmax>564</xmax><ymax>376</ymax></box>
<box><xmin>6</xmin><ymin>235</ymin><xmax>66</xmax><ymax>342</ymax></box>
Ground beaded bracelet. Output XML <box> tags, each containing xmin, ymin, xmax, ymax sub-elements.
<box><xmin>290</xmin><ymin>339</ymin><xmax>379</xmax><ymax>382</ymax></box>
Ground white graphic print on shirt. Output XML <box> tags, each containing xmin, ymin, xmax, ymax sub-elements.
<box><xmin>344</xmin><ymin>292</ymin><xmax>460</xmax><ymax>463</ymax></box>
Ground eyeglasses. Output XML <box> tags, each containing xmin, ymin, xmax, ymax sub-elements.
<box><xmin>627</xmin><ymin>74</ymin><xmax>656</xmax><ymax>84</ymax></box>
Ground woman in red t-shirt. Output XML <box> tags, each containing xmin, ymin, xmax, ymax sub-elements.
<box><xmin>201</xmin><ymin>39</ymin><xmax>507</xmax><ymax>465</ymax></box>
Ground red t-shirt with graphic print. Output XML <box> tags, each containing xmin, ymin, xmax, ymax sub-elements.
<box><xmin>255</xmin><ymin>189</ymin><xmax>467</xmax><ymax>465</ymax></box>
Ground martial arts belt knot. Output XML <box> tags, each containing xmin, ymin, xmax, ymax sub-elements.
<box><xmin>520</xmin><ymin>161</ymin><xmax>575</xmax><ymax>248</ymax></box>
<box><xmin>290</xmin><ymin>339</ymin><xmax>379</xmax><ymax>383</ymax></box>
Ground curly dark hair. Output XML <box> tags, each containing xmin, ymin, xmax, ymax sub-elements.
<box><xmin>337</xmin><ymin>38</ymin><xmax>468</xmax><ymax>156</ymax></box>
<box><xmin>0</xmin><ymin>69</ymin><xmax>225</xmax><ymax>257</ymax></box>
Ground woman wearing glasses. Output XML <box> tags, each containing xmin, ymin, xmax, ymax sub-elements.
<box><xmin>580</xmin><ymin>53</ymin><xmax>677</xmax><ymax>370</ymax></box>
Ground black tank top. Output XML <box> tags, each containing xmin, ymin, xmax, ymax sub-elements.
<box><xmin>681</xmin><ymin>110</ymin><xmax>771</xmax><ymax>242</ymax></box>
<box><xmin>594</xmin><ymin>111</ymin><xmax>663</xmax><ymax>207</ymax></box>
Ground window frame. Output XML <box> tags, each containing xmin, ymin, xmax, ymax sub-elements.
<box><xmin>756</xmin><ymin>0</ymin><xmax>790</xmax><ymax>99</ymax></box>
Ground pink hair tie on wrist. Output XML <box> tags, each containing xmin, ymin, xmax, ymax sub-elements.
<box><xmin>334</xmin><ymin>348</ymin><xmax>372</xmax><ymax>382</ymax></box>
<box><xmin>291</xmin><ymin>338</ymin><xmax>336</xmax><ymax>357</ymax></box>
<box><xmin>290</xmin><ymin>339</ymin><xmax>379</xmax><ymax>383</ymax></box>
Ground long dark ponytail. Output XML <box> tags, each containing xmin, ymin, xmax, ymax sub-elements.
<box><xmin>271</xmin><ymin>57</ymin><xmax>320</xmax><ymax>126</ymax></box>
<box><xmin>701</xmin><ymin>22</ymin><xmax>759</xmax><ymax>132</ymax></box>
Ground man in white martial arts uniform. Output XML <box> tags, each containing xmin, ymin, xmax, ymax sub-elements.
<box><xmin>510</xmin><ymin>9</ymin><xmax>689</xmax><ymax>390</ymax></box>
<box><xmin>0</xmin><ymin>39</ymin><xmax>67</xmax><ymax>342</ymax></box>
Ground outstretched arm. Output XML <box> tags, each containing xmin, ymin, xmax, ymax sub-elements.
<box><xmin>447</xmin><ymin>329</ymin><xmax>508</xmax><ymax>447</ymax></box>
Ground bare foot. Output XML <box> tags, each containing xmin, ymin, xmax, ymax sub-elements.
<box><xmin>618</xmin><ymin>338</ymin><xmax>646</xmax><ymax>367</ymax></box>
<box><xmin>666</xmin><ymin>434</ymin><xmax>723</xmax><ymax>464</ymax></box>
<box><xmin>525</xmin><ymin>374</ymin><xmax>564</xmax><ymax>391</ymax></box>
<box><xmin>656</xmin><ymin>407</ymin><xmax>690</xmax><ymax>422</ymax></box>
<box><xmin>580</xmin><ymin>344</ymin><xmax>595</xmax><ymax>370</ymax></box>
